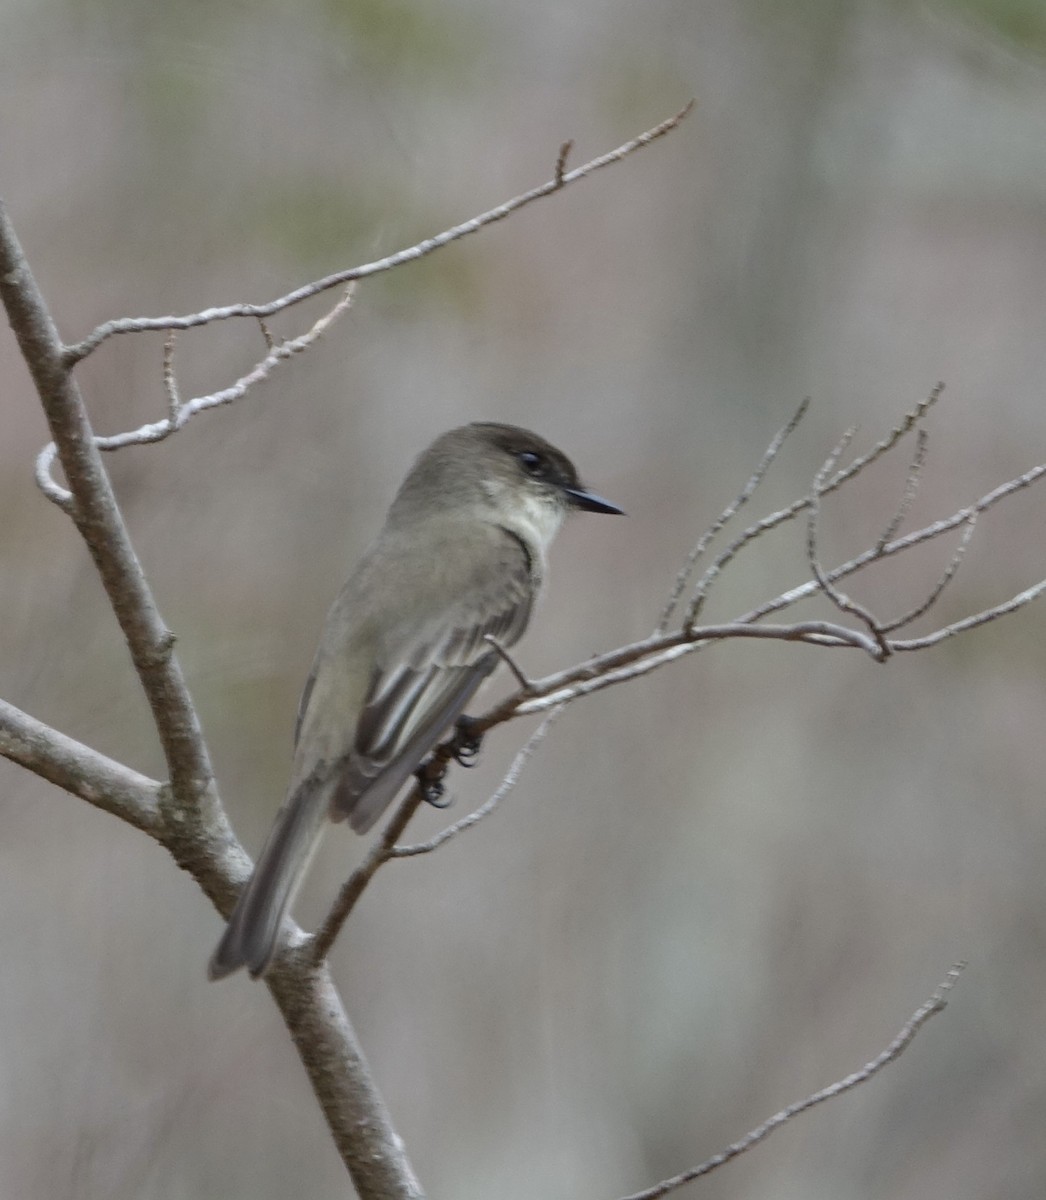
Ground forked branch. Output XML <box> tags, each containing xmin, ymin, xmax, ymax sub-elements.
<box><xmin>61</xmin><ymin>102</ymin><xmax>695</xmax><ymax>365</ymax></box>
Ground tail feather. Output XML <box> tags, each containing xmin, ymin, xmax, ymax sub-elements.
<box><xmin>208</xmin><ymin>784</ymin><xmax>330</xmax><ymax>980</ymax></box>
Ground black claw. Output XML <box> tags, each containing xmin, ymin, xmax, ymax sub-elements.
<box><xmin>415</xmin><ymin>769</ymin><xmax>453</xmax><ymax>809</ymax></box>
<box><xmin>426</xmin><ymin>784</ymin><xmax>455</xmax><ymax>810</ymax></box>
<box><xmin>452</xmin><ymin>715</ymin><xmax>484</xmax><ymax>767</ymax></box>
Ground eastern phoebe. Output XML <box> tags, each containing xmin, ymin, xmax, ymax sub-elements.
<box><xmin>208</xmin><ymin>422</ymin><xmax>622</xmax><ymax>980</ymax></box>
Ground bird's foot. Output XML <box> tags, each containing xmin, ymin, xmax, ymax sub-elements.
<box><xmin>415</xmin><ymin>767</ymin><xmax>453</xmax><ymax>809</ymax></box>
<box><xmin>451</xmin><ymin>715</ymin><xmax>483</xmax><ymax>767</ymax></box>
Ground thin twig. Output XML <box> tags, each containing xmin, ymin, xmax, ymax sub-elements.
<box><xmin>483</xmin><ymin>634</ymin><xmax>534</xmax><ymax>691</ymax></box>
<box><xmin>508</xmin><ymin>620</ymin><xmax>883</xmax><ymax>716</ymax></box>
<box><xmin>744</xmin><ymin>456</ymin><xmax>1046</xmax><ymax>625</ymax></box>
<box><xmin>660</xmin><ymin>396</ymin><xmax>809</xmax><ymax>633</ymax></box>
<box><xmin>36</xmin><ymin>286</ymin><xmax>357</xmax><ymax>504</ymax></box>
<box><xmin>33</xmin><ymin>441</ymin><xmax>74</xmax><ymax>511</ymax></box>
<box><xmin>392</xmin><ymin>708</ymin><xmax>565</xmax><ymax>857</ymax></box>
<box><xmin>880</xmin><ymin>513</ymin><xmax>976</xmax><ymax>634</ymax></box>
<box><xmin>62</xmin><ymin>103</ymin><xmax>695</xmax><ymax>365</ymax></box>
<box><xmin>806</xmin><ymin>428</ymin><xmax>892</xmax><ymax>660</ymax></box>
<box><xmin>617</xmin><ymin>965</ymin><xmax>965</xmax><ymax>1200</ymax></box>
<box><xmin>162</xmin><ymin>332</ymin><xmax>180</xmax><ymax>424</ymax></box>
<box><xmin>459</xmin><ymin>453</ymin><xmax>1046</xmax><ymax>724</ymax></box>
<box><xmin>310</xmin><ymin>787</ymin><xmax>423</xmax><ymax>965</ymax></box>
<box><xmin>805</xmin><ymin>425</ymin><xmax>858</xmax><ymax>591</ymax></box>
<box><xmin>685</xmin><ymin>384</ymin><xmax>944</xmax><ymax>628</ymax></box>
<box><xmin>313</xmin><ymin>706</ymin><xmax>562</xmax><ymax>953</ymax></box>
<box><xmin>893</xmin><ymin>579</ymin><xmax>1046</xmax><ymax>650</ymax></box>
<box><xmin>876</xmin><ymin>427</ymin><xmax>928</xmax><ymax>553</ymax></box>
<box><xmin>555</xmin><ymin>140</ymin><xmax>574</xmax><ymax>186</ymax></box>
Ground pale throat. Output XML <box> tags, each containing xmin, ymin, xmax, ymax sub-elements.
<box><xmin>481</xmin><ymin>481</ymin><xmax>565</xmax><ymax>557</ymax></box>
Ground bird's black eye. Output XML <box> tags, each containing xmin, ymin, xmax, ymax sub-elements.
<box><xmin>518</xmin><ymin>451</ymin><xmax>546</xmax><ymax>477</ymax></box>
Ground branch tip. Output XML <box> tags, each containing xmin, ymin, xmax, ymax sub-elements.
<box><xmin>555</xmin><ymin>140</ymin><xmax>574</xmax><ymax>186</ymax></box>
<box><xmin>483</xmin><ymin>634</ymin><xmax>534</xmax><ymax>691</ymax></box>
<box><xmin>665</xmin><ymin>395</ymin><xmax>811</xmax><ymax>632</ymax></box>
<box><xmin>617</xmin><ymin>966</ymin><xmax>963</xmax><ymax>1200</ymax></box>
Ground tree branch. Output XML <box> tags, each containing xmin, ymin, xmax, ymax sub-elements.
<box><xmin>36</xmin><ymin>286</ymin><xmax>357</xmax><ymax>506</ymax></box>
<box><xmin>744</xmin><ymin>455</ymin><xmax>1046</xmax><ymax>624</ymax></box>
<box><xmin>659</xmin><ymin>395</ymin><xmax>810</xmax><ymax>633</ymax></box>
<box><xmin>310</xmin><ymin>782</ymin><xmax>425</xmax><ymax>965</ymax></box>
<box><xmin>316</xmin><ymin>619</ymin><xmax>888</xmax><ymax>928</ymax></box>
<box><xmin>391</xmin><ymin>707</ymin><xmax>565</xmax><ymax>858</ymax></box>
<box><xmin>0</xmin><ymin>201</ymin><xmax>217</xmax><ymax>823</ymax></box>
<box><xmin>62</xmin><ymin>102</ymin><xmax>694</xmax><ymax>365</ymax></box>
<box><xmin>617</xmin><ymin>965</ymin><xmax>965</xmax><ymax>1200</ymax></box>
<box><xmin>266</xmin><ymin>959</ymin><xmax>426</xmax><ymax>1200</ymax></box>
<box><xmin>0</xmin><ymin>698</ymin><xmax>163</xmax><ymax>835</ymax></box>
<box><xmin>806</xmin><ymin>427</ymin><xmax>892</xmax><ymax>661</ymax></box>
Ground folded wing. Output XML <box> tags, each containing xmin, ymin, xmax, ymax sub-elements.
<box><xmin>295</xmin><ymin>520</ymin><xmax>536</xmax><ymax>833</ymax></box>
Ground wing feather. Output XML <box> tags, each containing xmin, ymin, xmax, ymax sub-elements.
<box><xmin>293</xmin><ymin>521</ymin><xmax>537</xmax><ymax>833</ymax></box>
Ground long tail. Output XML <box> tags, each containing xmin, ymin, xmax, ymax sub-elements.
<box><xmin>208</xmin><ymin>783</ymin><xmax>330</xmax><ymax>980</ymax></box>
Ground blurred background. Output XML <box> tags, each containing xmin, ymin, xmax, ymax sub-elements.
<box><xmin>3</xmin><ymin>0</ymin><xmax>1046</xmax><ymax>1196</ymax></box>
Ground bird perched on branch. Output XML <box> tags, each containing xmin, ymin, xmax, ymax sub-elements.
<box><xmin>209</xmin><ymin>422</ymin><xmax>622</xmax><ymax>980</ymax></box>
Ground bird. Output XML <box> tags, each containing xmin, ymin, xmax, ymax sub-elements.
<box><xmin>208</xmin><ymin>421</ymin><xmax>623</xmax><ymax>980</ymax></box>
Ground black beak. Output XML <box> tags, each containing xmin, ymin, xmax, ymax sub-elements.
<box><xmin>563</xmin><ymin>486</ymin><xmax>625</xmax><ymax>515</ymax></box>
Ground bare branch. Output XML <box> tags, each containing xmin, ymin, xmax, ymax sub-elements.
<box><xmin>483</xmin><ymin>634</ymin><xmax>535</xmax><ymax>692</ymax></box>
<box><xmin>4</xmin><ymin>204</ymin><xmax>422</xmax><ymax>1192</ymax></box>
<box><xmin>36</xmin><ymin>286</ymin><xmax>357</xmax><ymax>503</ymax></box>
<box><xmin>830</xmin><ymin>381</ymin><xmax>943</xmax><ymax>492</ymax></box>
<box><xmin>310</xmin><ymin>785</ymin><xmax>423</xmax><ymax>966</ymax></box>
<box><xmin>0</xmin><ymin>200</ymin><xmax>219</xmax><ymax>817</ymax></box>
<box><xmin>805</xmin><ymin>428</ymin><xmax>892</xmax><ymax>660</ymax></box>
<box><xmin>264</xmin><ymin>959</ymin><xmax>425</xmax><ymax>1200</ymax></box>
<box><xmin>685</xmin><ymin>384</ymin><xmax>944</xmax><ymax>628</ymax></box>
<box><xmin>33</xmin><ymin>440</ymin><xmax>74</xmax><ymax>512</ymax></box>
<box><xmin>745</xmin><ymin>456</ymin><xmax>1046</xmax><ymax>625</ymax></box>
<box><xmin>450</xmin><ymin>446</ymin><xmax>1046</xmax><ymax>728</ymax></box>
<box><xmin>876</xmin><ymin>427</ymin><xmax>928</xmax><ymax>553</ymax></box>
<box><xmin>392</xmin><ymin>707</ymin><xmax>564</xmax><ymax>858</ymax></box>
<box><xmin>0</xmin><ymin>698</ymin><xmax>163</xmax><ymax>835</ymax></box>
<box><xmin>893</xmin><ymin>579</ymin><xmax>1046</xmax><ymax>650</ymax></box>
<box><xmin>617</xmin><ymin>965</ymin><xmax>965</xmax><ymax>1200</ymax></box>
<box><xmin>311</xmin><ymin>708</ymin><xmax>565</xmax><ymax>959</ymax></box>
<box><xmin>62</xmin><ymin>102</ymin><xmax>695</xmax><ymax>365</ymax></box>
<box><xmin>508</xmin><ymin>620</ymin><xmax>883</xmax><ymax>716</ymax></box>
<box><xmin>660</xmin><ymin>396</ymin><xmax>809</xmax><ymax>633</ymax></box>
<box><xmin>162</xmin><ymin>331</ymin><xmax>180</xmax><ymax>424</ymax></box>
<box><xmin>111</xmin><ymin>284</ymin><xmax>355</xmax><ymax>451</ymax></box>
<box><xmin>555</xmin><ymin>140</ymin><xmax>574</xmax><ymax>186</ymax></box>
<box><xmin>880</xmin><ymin>513</ymin><xmax>976</xmax><ymax>634</ymax></box>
